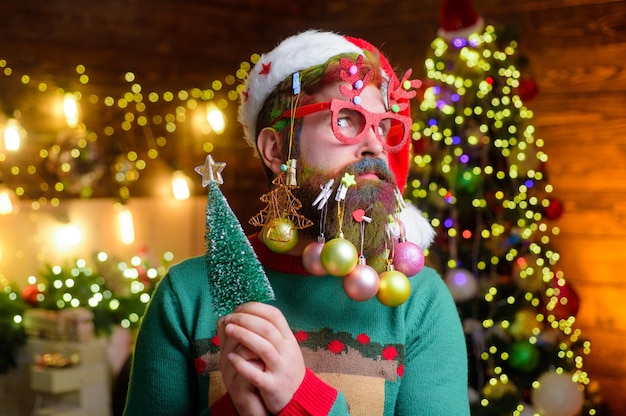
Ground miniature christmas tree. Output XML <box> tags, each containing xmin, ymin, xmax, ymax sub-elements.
<box><xmin>407</xmin><ymin>0</ymin><xmax>603</xmax><ymax>414</ymax></box>
<box><xmin>196</xmin><ymin>155</ymin><xmax>274</xmax><ymax>317</ymax></box>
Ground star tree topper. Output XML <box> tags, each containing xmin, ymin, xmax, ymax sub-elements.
<box><xmin>195</xmin><ymin>154</ymin><xmax>226</xmax><ymax>186</ymax></box>
<box><xmin>195</xmin><ymin>154</ymin><xmax>274</xmax><ymax>317</ymax></box>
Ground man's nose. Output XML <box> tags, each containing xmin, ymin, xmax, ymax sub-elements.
<box><xmin>358</xmin><ymin>126</ymin><xmax>384</xmax><ymax>157</ymax></box>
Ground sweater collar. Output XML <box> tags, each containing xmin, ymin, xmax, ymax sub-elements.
<box><xmin>248</xmin><ymin>233</ymin><xmax>310</xmax><ymax>275</ymax></box>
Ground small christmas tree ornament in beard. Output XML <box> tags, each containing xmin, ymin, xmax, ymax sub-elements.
<box><xmin>249</xmin><ymin>159</ymin><xmax>314</xmax><ymax>254</ymax></box>
<box><xmin>386</xmin><ymin>196</ymin><xmax>425</xmax><ymax>278</ymax></box>
<box><xmin>301</xmin><ymin>178</ymin><xmax>334</xmax><ymax>276</ymax></box>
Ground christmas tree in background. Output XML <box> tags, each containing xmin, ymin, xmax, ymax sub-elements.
<box><xmin>408</xmin><ymin>0</ymin><xmax>604</xmax><ymax>414</ymax></box>
<box><xmin>195</xmin><ymin>155</ymin><xmax>275</xmax><ymax>317</ymax></box>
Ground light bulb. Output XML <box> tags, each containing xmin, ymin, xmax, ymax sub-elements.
<box><xmin>206</xmin><ymin>104</ymin><xmax>225</xmax><ymax>134</ymax></box>
<box><xmin>53</xmin><ymin>223</ymin><xmax>83</xmax><ymax>249</ymax></box>
<box><xmin>64</xmin><ymin>93</ymin><xmax>79</xmax><ymax>128</ymax></box>
<box><xmin>171</xmin><ymin>170</ymin><xmax>191</xmax><ymax>200</ymax></box>
<box><xmin>0</xmin><ymin>184</ymin><xmax>18</xmax><ymax>215</ymax></box>
<box><xmin>118</xmin><ymin>205</ymin><xmax>135</xmax><ymax>245</ymax></box>
<box><xmin>3</xmin><ymin>118</ymin><xmax>25</xmax><ymax>151</ymax></box>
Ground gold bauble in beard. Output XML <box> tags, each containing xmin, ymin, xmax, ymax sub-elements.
<box><xmin>262</xmin><ymin>217</ymin><xmax>298</xmax><ymax>254</ymax></box>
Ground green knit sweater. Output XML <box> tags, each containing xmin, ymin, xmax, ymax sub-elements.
<box><xmin>124</xmin><ymin>237</ymin><xmax>469</xmax><ymax>415</ymax></box>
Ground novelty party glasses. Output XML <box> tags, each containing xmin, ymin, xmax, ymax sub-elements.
<box><xmin>271</xmin><ymin>99</ymin><xmax>411</xmax><ymax>153</ymax></box>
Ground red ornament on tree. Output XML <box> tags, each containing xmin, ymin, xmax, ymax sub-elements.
<box><xmin>21</xmin><ymin>284</ymin><xmax>41</xmax><ymax>306</ymax></box>
<box><xmin>516</xmin><ymin>78</ymin><xmax>540</xmax><ymax>102</ymax></box>
<box><xmin>542</xmin><ymin>275</ymin><xmax>580</xmax><ymax>321</ymax></box>
<box><xmin>545</xmin><ymin>198</ymin><xmax>565</xmax><ymax>220</ymax></box>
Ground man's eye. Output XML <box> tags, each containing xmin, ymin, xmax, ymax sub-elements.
<box><xmin>378</xmin><ymin>120</ymin><xmax>392</xmax><ymax>136</ymax></box>
<box><xmin>336</xmin><ymin>110</ymin><xmax>363</xmax><ymax>130</ymax></box>
<box><xmin>337</xmin><ymin>117</ymin><xmax>350</xmax><ymax>128</ymax></box>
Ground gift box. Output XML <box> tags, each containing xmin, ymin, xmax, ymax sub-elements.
<box><xmin>23</xmin><ymin>308</ymin><xmax>94</xmax><ymax>342</ymax></box>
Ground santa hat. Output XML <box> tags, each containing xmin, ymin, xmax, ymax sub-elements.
<box><xmin>238</xmin><ymin>29</ymin><xmax>411</xmax><ymax>193</ymax></box>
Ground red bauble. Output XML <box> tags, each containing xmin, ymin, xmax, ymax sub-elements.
<box><xmin>542</xmin><ymin>276</ymin><xmax>580</xmax><ymax>320</ymax></box>
<box><xmin>516</xmin><ymin>78</ymin><xmax>539</xmax><ymax>102</ymax></box>
<box><xmin>21</xmin><ymin>284</ymin><xmax>41</xmax><ymax>306</ymax></box>
<box><xmin>545</xmin><ymin>198</ymin><xmax>565</xmax><ymax>220</ymax></box>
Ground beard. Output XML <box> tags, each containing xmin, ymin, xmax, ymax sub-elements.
<box><xmin>293</xmin><ymin>157</ymin><xmax>400</xmax><ymax>265</ymax></box>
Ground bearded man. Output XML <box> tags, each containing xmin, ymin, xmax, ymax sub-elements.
<box><xmin>124</xmin><ymin>30</ymin><xmax>469</xmax><ymax>416</ymax></box>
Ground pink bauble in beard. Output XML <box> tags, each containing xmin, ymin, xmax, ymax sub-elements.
<box><xmin>393</xmin><ymin>240</ymin><xmax>424</xmax><ymax>277</ymax></box>
<box><xmin>343</xmin><ymin>258</ymin><xmax>380</xmax><ymax>301</ymax></box>
<box><xmin>302</xmin><ymin>240</ymin><xmax>327</xmax><ymax>276</ymax></box>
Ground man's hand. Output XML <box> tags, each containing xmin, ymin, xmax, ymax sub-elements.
<box><xmin>221</xmin><ymin>302</ymin><xmax>307</xmax><ymax>414</ymax></box>
<box><xmin>217</xmin><ymin>316</ymin><xmax>270</xmax><ymax>416</ymax></box>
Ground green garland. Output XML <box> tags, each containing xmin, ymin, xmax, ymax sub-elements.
<box><xmin>0</xmin><ymin>287</ymin><xmax>27</xmax><ymax>373</ymax></box>
<box><xmin>0</xmin><ymin>251</ymin><xmax>170</xmax><ymax>374</ymax></box>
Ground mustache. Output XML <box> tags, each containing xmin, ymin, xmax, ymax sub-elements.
<box><xmin>343</xmin><ymin>157</ymin><xmax>396</xmax><ymax>184</ymax></box>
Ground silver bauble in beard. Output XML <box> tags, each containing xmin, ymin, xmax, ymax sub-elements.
<box><xmin>343</xmin><ymin>256</ymin><xmax>380</xmax><ymax>301</ymax></box>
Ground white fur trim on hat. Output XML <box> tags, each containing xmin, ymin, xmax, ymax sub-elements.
<box><xmin>399</xmin><ymin>200</ymin><xmax>436</xmax><ymax>250</ymax></box>
<box><xmin>238</xmin><ymin>29</ymin><xmax>363</xmax><ymax>155</ymax></box>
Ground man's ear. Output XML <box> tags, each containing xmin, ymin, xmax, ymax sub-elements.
<box><xmin>257</xmin><ymin>127</ymin><xmax>284</xmax><ymax>176</ymax></box>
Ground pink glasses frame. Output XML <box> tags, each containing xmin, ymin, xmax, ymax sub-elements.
<box><xmin>271</xmin><ymin>98</ymin><xmax>411</xmax><ymax>154</ymax></box>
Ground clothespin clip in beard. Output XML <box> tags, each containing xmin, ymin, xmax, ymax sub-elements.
<box><xmin>302</xmin><ymin>178</ymin><xmax>335</xmax><ymax>276</ymax></box>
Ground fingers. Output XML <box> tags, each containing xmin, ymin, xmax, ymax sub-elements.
<box><xmin>226</xmin><ymin>350</ymin><xmax>267</xmax><ymax>387</ymax></box>
<box><xmin>231</xmin><ymin>302</ymin><xmax>293</xmax><ymax>338</ymax></box>
<box><xmin>223</xmin><ymin>315</ymin><xmax>281</xmax><ymax>367</ymax></box>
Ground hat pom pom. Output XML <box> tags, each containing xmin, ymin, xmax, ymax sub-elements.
<box><xmin>399</xmin><ymin>201</ymin><xmax>436</xmax><ymax>250</ymax></box>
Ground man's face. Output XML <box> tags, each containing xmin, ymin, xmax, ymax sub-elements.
<box><xmin>297</xmin><ymin>83</ymin><xmax>390</xmax><ymax>177</ymax></box>
<box><xmin>291</xmin><ymin>83</ymin><xmax>400</xmax><ymax>264</ymax></box>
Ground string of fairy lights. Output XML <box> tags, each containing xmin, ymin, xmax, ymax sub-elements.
<box><xmin>0</xmin><ymin>53</ymin><xmax>261</xmax><ymax>211</ymax></box>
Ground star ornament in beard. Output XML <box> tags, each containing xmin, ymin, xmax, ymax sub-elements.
<box><xmin>295</xmin><ymin>157</ymin><xmax>400</xmax><ymax>270</ymax></box>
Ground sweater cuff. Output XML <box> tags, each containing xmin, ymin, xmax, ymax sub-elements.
<box><xmin>211</xmin><ymin>392</ymin><xmax>238</xmax><ymax>416</ymax></box>
<box><xmin>278</xmin><ymin>368</ymin><xmax>338</xmax><ymax>416</ymax></box>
